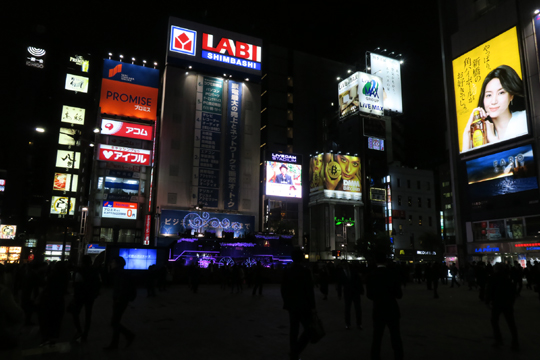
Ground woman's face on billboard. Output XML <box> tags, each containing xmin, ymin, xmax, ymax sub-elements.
<box><xmin>337</xmin><ymin>155</ymin><xmax>360</xmax><ymax>180</ymax></box>
<box><xmin>312</xmin><ymin>156</ymin><xmax>322</xmax><ymax>173</ymax></box>
<box><xmin>483</xmin><ymin>78</ymin><xmax>513</xmax><ymax>119</ymax></box>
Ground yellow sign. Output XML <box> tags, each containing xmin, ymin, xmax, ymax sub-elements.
<box><xmin>452</xmin><ymin>27</ymin><xmax>527</xmax><ymax>153</ymax></box>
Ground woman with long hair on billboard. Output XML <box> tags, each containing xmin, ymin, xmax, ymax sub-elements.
<box><xmin>322</xmin><ymin>154</ymin><xmax>361</xmax><ymax>192</ymax></box>
<box><xmin>461</xmin><ymin>65</ymin><xmax>527</xmax><ymax>151</ymax></box>
<box><xmin>309</xmin><ymin>154</ymin><xmax>323</xmax><ymax>190</ymax></box>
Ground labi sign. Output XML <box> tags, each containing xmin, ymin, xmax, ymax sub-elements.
<box><xmin>338</xmin><ymin>71</ymin><xmax>384</xmax><ymax>118</ymax></box>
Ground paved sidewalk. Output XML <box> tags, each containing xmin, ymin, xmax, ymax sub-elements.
<box><xmin>17</xmin><ymin>281</ymin><xmax>540</xmax><ymax>359</ymax></box>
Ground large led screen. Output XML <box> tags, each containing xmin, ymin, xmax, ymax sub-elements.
<box><xmin>119</xmin><ymin>248</ymin><xmax>157</xmax><ymax>270</ymax></box>
<box><xmin>102</xmin><ymin>201</ymin><xmax>138</xmax><ymax>220</ymax></box>
<box><xmin>265</xmin><ymin>161</ymin><xmax>302</xmax><ymax>198</ymax></box>
<box><xmin>453</xmin><ymin>27</ymin><xmax>528</xmax><ymax>154</ymax></box>
<box><xmin>309</xmin><ymin>153</ymin><xmax>362</xmax><ymax>201</ymax></box>
<box><xmin>466</xmin><ymin>144</ymin><xmax>538</xmax><ymax>202</ymax></box>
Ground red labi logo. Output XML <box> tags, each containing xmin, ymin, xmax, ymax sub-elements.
<box><xmin>175</xmin><ymin>32</ymin><xmax>192</xmax><ymax>51</ymax></box>
<box><xmin>109</xmin><ymin>64</ymin><xmax>122</xmax><ymax>78</ymax></box>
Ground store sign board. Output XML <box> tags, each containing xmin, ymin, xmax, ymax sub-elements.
<box><xmin>102</xmin><ymin>201</ymin><xmax>138</xmax><ymax>220</ymax></box>
<box><xmin>65</xmin><ymin>74</ymin><xmax>89</xmax><ymax>93</ymax></box>
<box><xmin>0</xmin><ymin>225</ymin><xmax>17</xmax><ymax>239</ymax></box>
<box><xmin>50</xmin><ymin>196</ymin><xmax>76</xmax><ymax>215</ymax></box>
<box><xmin>101</xmin><ymin>119</ymin><xmax>153</xmax><ymax>141</ymax></box>
<box><xmin>61</xmin><ymin>105</ymin><xmax>85</xmax><ymax>125</ymax></box>
<box><xmin>97</xmin><ymin>144</ymin><xmax>151</xmax><ymax>166</ymax></box>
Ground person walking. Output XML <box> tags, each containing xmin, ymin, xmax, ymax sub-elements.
<box><xmin>341</xmin><ymin>262</ymin><xmax>364</xmax><ymax>330</ymax></box>
<box><xmin>69</xmin><ymin>255</ymin><xmax>101</xmax><ymax>342</ymax></box>
<box><xmin>281</xmin><ymin>248</ymin><xmax>316</xmax><ymax>360</ymax></box>
<box><xmin>485</xmin><ymin>263</ymin><xmax>519</xmax><ymax>351</ymax></box>
<box><xmin>366</xmin><ymin>253</ymin><xmax>404</xmax><ymax>360</ymax></box>
<box><xmin>0</xmin><ymin>264</ymin><xmax>25</xmax><ymax>359</ymax></box>
<box><xmin>104</xmin><ymin>256</ymin><xmax>136</xmax><ymax>351</ymax></box>
<box><xmin>252</xmin><ymin>261</ymin><xmax>264</xmax><ymax>296</ymax></box>
<box><xmin>450</xmin><ymin>263</ymin><xmax>461</xmax><ymax>288</ymax></box>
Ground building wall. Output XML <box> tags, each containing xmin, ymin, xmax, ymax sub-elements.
<box><xmin>156</xmin><ymin>66</ymin><xmax>261</xmax><ymax>229</ymax></box>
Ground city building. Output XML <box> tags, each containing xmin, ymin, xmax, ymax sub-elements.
<box><xmin>440</xmin><ymin>0</ymin><xmax>540</xmax><ymax>266</ymax></box>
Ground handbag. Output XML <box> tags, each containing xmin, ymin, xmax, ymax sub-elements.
<box><xmin>309</xmin><ymin>313</ymin><xmax>325</xmax><ymax>344</ymax></box>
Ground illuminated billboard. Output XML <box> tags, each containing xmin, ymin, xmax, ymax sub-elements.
<box><xmin>119</xmin><ymin>248</ymin><xmax>157</xmax><ymax>270</ymax></box>
<box><xmin>309</xmin><ymin>153</ymin><xmax>362</xmax><ymax>201</ymax></box>
<box><xmin>69</xmin><ymin>55</ymin><xmax>89</xmax><ymax>72</ymax></box>
<box><xmin>65</xmin><ymin>74</ymin><xmax>89</xmax><ymax>93</ymax></box>
<box><xmin>0</xmin><ymin>225</ymin><xmax>17</xmax><ymax>239</ymax></box>
<box><xmin>466</xmin><ymin>144</ymin><xmax>538</xmax><ymax>202</ymax></box>
<box><xmin>453</xmin><ymin>27</ymin><xmax>527</xmax><ymax>154</ymax></box>
<box><xmin>368</xmin><ymin>137</ymin><xmax>385</xmax><ymax>151</ymax></box>
<box><xmin>265</xmin><ymin>162</ymin><xmax>302</xmax><ymax>198</ymax></box>
<box><xmin>53</xmin><ymin>173</ymin><xmax>78</xmax><ymax>192</ymax></box>
<box><xmin>56</xmin><ymin>150</ymin><xmax>81</xmax><ymax>169</ymax></box>
<box><xmin>167</xmin><ymin>17</ymin><xmax>263</xmax><ymax>78</ymax></box>
<box><xmin>61</xmin><ymin>105</ymin><xmax>85</xmax><ymax>125</ymax></box>
<box><xmin>369</xmin><ymin>53</ymin><xmax>402</xmax><ymax>113</ymax></box>
<box><xmin>338</xmin><ymin>71</ymin><xmax>384</xmax><ymax>118</ymax></box>
<box><xmin>102</xmin><ymin>201</ymin><xmax>138</xmax><ymax>220</ymax></box>
<box><xmin>99</xmin><ymin>59</ymin><xmax>159</xmax><ymax>121</ymax></box>
<box><xmin>0</xmin><ymin>179</ymin><xmax>5</xmax><ymax>192</ymax></box>
<box><xmin>51</xmin><ymin>196</ymin><xmax>76</xmax><ymax>215</ymax></box>
<box><xmin>97</xmin><ymin>144</ymin><xmax>151</xmax><ymax>166</ymax></box>
<box><xmin>101</xmin><ymin>119</ymin><xmax>153</xmax><ymax>141</ymax></box>
<box><xmin>58</xmin><ymin>128</ymin><xmax>80</xmax><ymax>146</ymax></box>
<box><xmin>26</xmin><ymin>46</ymin><xmax>46</xmax><ymax>69</ymax></box>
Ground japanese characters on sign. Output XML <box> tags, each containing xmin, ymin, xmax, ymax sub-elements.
<box><xmin>101</xmin><ymin>119</ymin><xmax>153</xmax><ymax>141</ymax></box>
<box><xmin>452</xmin><ymin>27</ymin><xmax>527</xmax><ymax>154</ymax></box>
<box><xmin>338</xmin><ymin>71</ymin><xmax>384</xmax><ymax>118</ymax></box>
<box><xmin>102</xmin><ymin>201</ymin><xmax>138</xmax><ymax>220</ymax></box>
<box><xmin>225</xmin><ymin>81</ymin><xmax>242</xmax><ymax>210</ymax></box>
<box><xmin>369</xmin><ymin>53</ymin><xmax>402</xmax><ymax>113</ymax></box>
<box><xmin>192</xmin><ymin>76</ymin><xmax>223</xmax><ymax>208</ymax></box>
<box><xmin>61</xmin><ymin>105</ymin><xmax>85</xmax><ymax>125</ymax></box>
<box><xmin>97</xmin><ymin>144</ymin><xmax>151</xmax><ymax>166</ymax></box>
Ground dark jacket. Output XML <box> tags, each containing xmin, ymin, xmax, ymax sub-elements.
<box><xmin>366</xmin><ymin>265</ymin><xmax>402</xmax><ymax>319</ymax></box>
<box><xmin>486</xmin><ymin>272</ymin><xmax>515</xmax><ymax>308</ymax></box>
<box><xmin>281</xmin><ymin>263</ymin><xmax>315</xmax><ymax>313</ymax></box>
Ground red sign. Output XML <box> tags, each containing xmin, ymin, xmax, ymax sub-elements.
<box><xmin>97</xmin><ymin>144</ymin><xmax>151</xmax><ymax>166</ymax></box>
<box><xmin>101</xmin><ymin>119</ymin><xmax>153</xmax><ymax>141</ymax></box>
<box><xmin>202</xmin><ymin>33</ymin><xmax>261</xmax><ymax>62</ymax></box>
<box><xmin>144</xmin><ymin>215</ymin><xmax>151</xmax><ymax>245</ymax></box>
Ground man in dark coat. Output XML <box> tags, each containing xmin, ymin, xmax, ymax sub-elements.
<box><xmin>281</xmin><ymin>248</ymin><xmax>316</xmax><ymax>360</ymax></box>
<box><xmin>366</xmin><ymin>253</ymin><xmax>403</xmax><ymax>360</ymax></box>
<box><xmin>485</xmin><ymin>263</ymin><xmax>519</xmax><ymax>351</ymax></box>
<box><xmin>104</xmin><ymin>256</ymin><xmax>136</xmax><ymax>350</ymax></box>
<box><xmin>341</xmin><ymin>261</ymin><xmax>364</xmax><ymax>329</ymax></box>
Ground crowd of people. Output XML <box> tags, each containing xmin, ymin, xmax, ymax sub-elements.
<box><xmin>1</xmin><ymin>254</ymin><xmax>539</xmax><ymax>359</ymax></box>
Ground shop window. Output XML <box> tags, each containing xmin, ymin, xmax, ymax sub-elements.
<box><xmin>118</xmin><ymin>229</ymin><xmax>136</xmax><ymax>243</ymax></box>
<box><xmin>399</xmin><ymin>224</ymin><xmax>403</xmax><ymax>235</ymax></box>
<box><xmin>507</xmin><ymin>218</ymin><xmax>524</xmax><ymax>239</ymax></box>
<box><xmin>100</xmin><ymin>228</ymin><xmax>114</xmax><ymax>242</ymax></box>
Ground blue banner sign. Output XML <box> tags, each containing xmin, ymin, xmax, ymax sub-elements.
<box><xmin>160</xmin><ymin>210</ymin><xmax>254</xmax><ymax>238</ymax></box>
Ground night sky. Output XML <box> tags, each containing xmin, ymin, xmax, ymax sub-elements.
<box><xmin>7</xmin><ymin>2</ymin><xmax>446</xmax><ymax>167</ymax></box>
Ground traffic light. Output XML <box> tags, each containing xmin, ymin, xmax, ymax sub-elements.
<box><xmin>336</xmin><ymin>250</ymin><xmax>341</xmax><ymax>257</ymax></box>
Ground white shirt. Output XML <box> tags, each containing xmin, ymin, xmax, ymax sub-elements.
<box><xmin>499</xmin><ymin>110</ymin><xmax>528</xmax><ymax>140</ymax></box>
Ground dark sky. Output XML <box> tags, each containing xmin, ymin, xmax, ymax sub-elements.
<box><xmin>11</xmin><ymin>1</ymin><xmax>447</xmax><ymax>168</ymax></box>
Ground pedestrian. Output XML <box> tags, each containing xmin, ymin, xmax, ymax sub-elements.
<box><xmin>281</xmin><ymin>247</ymin><xmax>316</xmax><ymax>360</ymax></box>
<box><xmin>510</xmin><ymin>261</ymin><xmax>523</xmax><ymax>297</ymax></box>
<box><xmin>476</xmin><ymin>261</ymin><xmax>488</xmax><ymax>301</ymax></box>
<box><xmin>366</xmin><ymin>253</ymin><xmax>404</xmax><ymax>360</ymax></box>
<box><xmin>319</xmin><ymin>263</ymin><xmax>330</xmax><ymax>300</ymax></box>
<box><xmin>466</xmin><ymin>262</ymin><xmax>477</xmax><ymax>290</ymax></box>
<box><xmin>146</xmin><ymin>264</ymin><xmax>157</xmax><ymax>297</ymax></box>
<box><xmin>252</xmin><ymin>261</ymin><xmax>264</xmax><ymax>296</ymax></box>
<box><xmin>450</xmin><ymin>263</ymin><xmax>461</xmax><ymax>288</ymax></box>
<box><xmin>69</xmin><ymin>255</ymin><xmax>101</xmax><ymax>342</ymax></box>
<box><xmin>432</xmin><ymin>262</ymin><xmax>440</xmax><ymax>299</ymax></box>
<box><xmin>485</xmin><ymin>263</ymin><xmax>519</xmax><ymax>351</ymax></box>
<box><xmin>0</xmin><ymin>264</ymin><xmax>25</xmax><ymax>359</ymax></box>
<box><xmin>104</xmin><ymin>256</ymin><xmax>136</xmax><ymax>351</ymax></box>
<box><xmin>341</xmin><ymin>262</ymin><xmax>364</xmax><ymax>330</ymax></box>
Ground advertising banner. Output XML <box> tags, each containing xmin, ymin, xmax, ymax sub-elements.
<box><xmin>50</xmin><ymin>196</ymin><xmax>76</xmax><ymax>215</ymax></box>
<box><xmin>266</xmin><ymin>153</ymin><xmax>302</xmax><ymax>198</ymax></box>
<box><xmin>167</xmin><ymin>17</ymin><xmax>263</xmax><ymax>78</ymax></box>
<box><xmin>61</xmin><ymin>105</ymin><xmax>85</xmax><ymax>125</ymax></box>
<box><xmin>338</xmin><ymin>72</ymin><xmax>384</xmax><ymax>118</ymax></box>
<box><xmin>97</xmin><ymin>144</ymin><xmax>151</xmax><ymax>166</ymax></box>
<box><xmin>58</xmin><ymin>128</ymin><xmax>80</xmax><ymax>146</ymax></box>
<box><xmin>99</xmin><ymin>59</ymin><xmax>159</xmax><ymax>121</ymax></box>
<box><xmin>53</xmin><ymin>173</ymin><xmax>78</xmax><ymax>192</ymax></box>
<box><xmin>453</xmin><ymin>27</ymin><xmax>527</xmax><ymax>153</ymax></box>
<box><xmin>466</xmin><ymin>144</ymin><xmax>538</xmax><ymax>202</ymax></box>
<box><xmin>119</xmin><ymin>248</ymin><xmax>157</xmax><ymax>270</ymax></box>
<box><xmin>224</xmin><ymin>81</ymin><xmax>242</xmax><ymax>210</ymax></box>
<box><xmin>369</xmin><ymin>53</ymin><xmax>403</xmax><ymax>113</ymax></box>
<box><xmin>65</xmin><ymin>74</ymin><xmax>89</xmax><ymax>93</ymax></box>
<box><xmin>144</xmin><ymin>214</ymin><xmax>151</xmax><ymax>245</ymax></box>
<box><xmin>0</xmin><ymin>225</ymin><xmax>17</xmax><ymax>239</ymax></box>
<box><xmin>159</xmin><ymin>209</ymin><xmax>254</xmax><ymax>238</ymax></box>
<box><xmin>102</xmin><ymin>201</ymin><xmax>138</xmax><ymax>220</ymax></box>
<box><xmin>101</xmin><ymin>119</ymin><xmax>153</xmax><ymax>141</ymax></box>
<box><xmin>192</xmin><ymin>76</ymin><xmax>223</xmax><ymax>208</ymax></box>
<box><xmin>309</xmin><ymin>153</ymin><xmax>362</xmax><ymax>201</ymax></box>
<box><xmin>55</xmin><ymin>150</ymin><xmax>81</xmax><ymax>169</ymax></box>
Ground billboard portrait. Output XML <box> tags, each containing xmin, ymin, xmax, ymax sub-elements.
<box><xmin>265</xmin><ymin>161</ymin><xmax>302</xmax><ymax>198</ymax></box>
<box><xmin>99</xmin><ymin>59</ymin><xmax>159</xmax><ymax>122</ymax></box>
<box><xmin>310</xmin><ymin>153</ymin><xmax>362</xmax><ymax>201</ymax></box>
<box><xmin>466</xmin><ymin>144</ymin><xmax>538</xmax><ymax>202</ymax></box>
<box><xmin>453</xmin><ymin>27</ymin><xmax>528</xmax><ymax>153</ymax></box>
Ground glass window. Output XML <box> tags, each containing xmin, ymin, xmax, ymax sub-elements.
<box><xmin>398</xmin><ymin>195</ymin><xmax>402</xmax><ymax>206</ymax></box>
<box><xmin>507</xmin><ymin>218</ymin><xmax>524</xmax><ymax>239</ymax></box>
<box><xmin>397</xmin><ymin>178</ymin><xmax>401</xmax><ymax>187</ymax></box>
<box><xmin>408</xmin><ymin>197</ymin><xmax>412</xmax><ymax>207</ymax></box>
<box><xmin>100</xmin><ymin>228</ymin><xmax>114</xmax><ymax>242</ymax></box>
<box><xmin>409</xmin><ymin>215</ymin><xmax>412</xmax><ymax>225</ymax></box>
<box><xmin>118</xmin><ymin>229</ymin><xmax>136</xmax><ymax>243</ymax></box>
<box><xmin>525</xmin><ymin>216</ymin><xmax>540</xmax><ymax>237</ymax></box>
<box><xmin>417</xmin><ymin>197</ymin><xmax>422</xmax><ymax>207</ymax></box>
<box><xmin>427</xmin><ymin>199</ymin><xmax>431</xmax><ymax>208</ymax></box>
<box><xmin>426</xmin><ymin>182</ymin><xmax>431</xmax><ymax>190</ymax></box>
<box><xmin>419</xmin><ymin>216</ymin><xmax>422</xmax><ymax>226</ymax></box>
<box><xmin>97</xmin><ymin>177</ymin><xmax>103</xmax><ymax>190</ymax></box>
<box><xmin>399</xmin><ymin>224</ymin><xmax>403</xmax><ymax>235</ymax></box>
<box><xmin>407</xmin><ymin>180</ymin><xmax>410</xmax><ymax>188</ymax></box>
<box><xmin>104</xmin><ymin>177</ymin><xmax>139</xmax><ymax>195</ymax></box>
<box><xmin>417</xmin><ymin>181</ymin><xmax>421</xmax><ymax>190</ymax></box>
